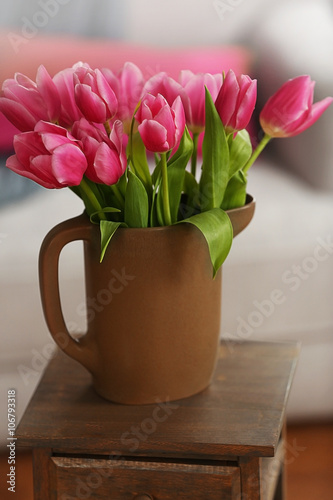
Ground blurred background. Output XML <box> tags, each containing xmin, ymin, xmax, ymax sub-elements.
<box><xmin>0</xmin><ymin>1</ymin><xmax>333</xmax><ymax>498</ymax></box>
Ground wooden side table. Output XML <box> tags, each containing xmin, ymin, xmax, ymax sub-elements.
<box><xmin>16</xmin><ymin>341</ymin><xmax>299</xmax><ymax>500</ymax></box>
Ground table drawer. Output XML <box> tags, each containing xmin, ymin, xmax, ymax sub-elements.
<box><xmin>50</xmin><ymin>456</ymin><xmax>241</xmax><ymax>499</ymax></box>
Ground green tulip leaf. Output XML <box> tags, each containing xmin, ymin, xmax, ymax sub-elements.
<box><xmin>124</xmin><ymin>170</ymin><xmax>149</xmax><ymax>227</ymax></box>
<box><xmin>128</xmin><ymin>131</ymin><xmax>152</xmax><ymax>195</ymax></box>
<box><xmin>178</xmin><ymin>170</ymin><xmax>200</xmax><ymax>219</ymax></box>
<box><xmin>156</xmin><ymin>194</ymin><xmax>165</xmax><ymax>226</ymax></box>
<box><xmin>90</xmin><ymin>207</ymin><xmax>121</xmax><ymax>224</ymax></box>
<box><xmin>221</xmin><ymin>170</ymin><xmax>248</xmax><ymax>210</ymax></box>
<box><xmin>228</xmin><ymin>129</ymin><xmax>252</xmax><ymax>179</ymax></box>
<box><xmin>150</xmin><ymin>171</ymin><xmax>162</xmax><ymax>227</ymax></box>
<box><xmin>166</xmin><ymin>127</ymin><xmax>193</xmax><ymax>223</ymax></box>
<box><xmin>200</xmin><ymin>87</ymin><xmax>229</xmax><ymax>211</ymax></box>
<box><xmin>100</xmin><ymin>220</ymin><xmax>127</xmax><ymax>262</ymax></box>
<box><xmin>180</xmin><ymin>208</ymin><xmax>233</xmax><ymax>277</ymax></box>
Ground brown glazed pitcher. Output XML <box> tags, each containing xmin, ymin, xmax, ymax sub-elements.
<box><xmin>39</xmin><ymin>195</ymin><xmax>255</xmax><ymax>404</ymax></box>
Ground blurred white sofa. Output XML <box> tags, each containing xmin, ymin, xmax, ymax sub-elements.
<box><xmin>1</xmin><ymin>0</ymin><xmax>333</xmax><ymax>447</ymax></box>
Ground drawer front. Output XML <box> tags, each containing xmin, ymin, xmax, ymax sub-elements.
<box><xmin>50</xmin><ymin>456</ymin><xmax>240</xmax><ymax>499</ymax></box>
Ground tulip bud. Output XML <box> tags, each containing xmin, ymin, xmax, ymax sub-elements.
<box><xmin>259</xmin><ymin>75</ymin><xmax>333</xmax><ymax>138</ymax></box>
<box><xmin>179</xmin><ymin>70</ymin><xmax>222</xmax><ymax>133</ymax></box>
<box><xmin>74</xmin><ymin>64</ymin><xmax>118</xmax><ymax>124</ymax></box>
<box><xmin>53</xmin><ymin>65</ymin><xmax>83</xmax><ymax>128</ymax></box>
<box><xmin>143</xmin><ymin>72</ymin><xmax>189</xmax><ymax>110</ymax></box>
<box><xmin>0</xmin><ymin>65</ymin><xmax>61</xmax><ymax>132</ymax></box>
<box><xmin>136</xmin><ymin>93</ymin><xmax>185</xmax><ymax>153</ymax></box>
<box><xmin>87</xmin><ymin>120</ymin><xmax>127</xmax><ymax>185</ymax></box>
<box><xmin>215</xmin><ymin>69</ymin><xmax>257</xmax><ymax>134</ymax></box>
<box><xmin>102</xmin><ymin>62</ymin><xmax>144</xmax><ymax>132</ymax></box>
<box><xmin>6</xmin><ymin>121</ymin><xmax>87</xmax><ymax>188</ymax></box>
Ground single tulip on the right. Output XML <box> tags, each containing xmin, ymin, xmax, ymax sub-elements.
<box><xmin>259</xmin><ymin>75</ymin><xmax>333</xmax><ymax>138</ymax></box>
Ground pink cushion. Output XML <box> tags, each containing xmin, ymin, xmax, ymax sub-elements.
<box><xmin>0</xmin><ymin>32</ymin><xmax>253</xmax><ymax>152</ymax></box>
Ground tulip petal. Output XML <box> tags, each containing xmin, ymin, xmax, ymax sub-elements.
<box><xmin>13</xmin><ymin>132</ymin><xmax>45</xmax><ymax>165</ymax></box>
<box><xmin>35</xmin><ymin>120</ymin><xmax>68</xmax><ymax>136</ymax></box>
<box><xmin>260</xmin><ymin>75</ymin><xmax>332</xmax><ymax>138</ymax></box>
<box><xmin>155</xmin><ymin>104</ymin><xmax>176</xmax><ymax>137</ymax></box>
<box><xmin>182</xmin><ymin>75</ymin><xmax>204</xmax><ymax>128</ymax></box>
<box><xmin>53</xmin><ymin>68</ymin><xmax>83</xmax><ymax>126</ymax></box>
<box><xmin>114</xmin><ymin>63</ymin><xmax>144</xmax><ymax>122</ymax></box>
<box><xmin>41</xmin><ymin>133</ymin><xmax>74</xmax><ymax>152</ymax></box>
<box><xmin>234</xmin><ymin>79</ymin><xmax>257</xmax><ymax>130</ymax></box>
<box><xmin>51</xmin><ymin>143</ymin><xmax>87</xmax><ymax>185</ymax></box>
<box><xmin>31</xmin><ymin>155</ymin><xmax>63</xmax><ymax>187</ymax></box>
<box><xmin>260</xmin><ymin>76</ymin><xmax>311</xmax><ymax>128</ymax></box>
<box><xmin>172</xmin><ymin>96</ymin><xmax>186</xmax><ymax>145</ymax></box>
<box><xmin>180</xmin><ymin>72</ymin><xmax>222</xmax><ymax>131</ymax></box>
<box><xmin>215</xmin><ymin>70</ymin><xmax>239</xmax><ymax>126</ymax></box>
<box><xmin>89</xmin><ymin>142</ymin><xmax>124</xmax><ymax>184</ymax></box>
<box><xmin>138</xmin><ymin>120</ymin><xmax>169</xmax><ymax>152</ymax></box>
<box><xmin>36</xmin><ymin>65</ymin><xmax>61</xmax><ymax>121</ymax></box>
<box><xmin>95</xmin><ymin>69</ymin><xmax>118</xmax><ymax>118</ymax></box>
<box><xmin>287</xmin><ymin>97</ymin><xmax>333</xmax><ymax>137</ymax></box>
<box><xmin>109</xmin><ymin>120</ymin><xmax>123</xmax><ymax>153</ymax></box>
<box><xmin>75</xmin><ymin>84</ymin><xmax>107</xmax><ymax>123</ymax></box>
<box><xmin>179</xmin><ymin>70</ymin><xmax>195</xmax><ymax>87</ymax></box>
<box><xmin>13</xmin><ymin>73</ymin><xmax>36</xmax><ymax>89</ymax></box>
<box><xmin>144</xmin><ymin>72</ymin><xmax>187</xmax><ymax>108</ymax></box>
<box><xmin>0</xmin><ymin>98</ymin><xmax>38</xmax><ymax>131</ymax></box>
<box><xmin>120</xmin><ymin>62</ymin><xmax>144</xmax><ymax>100</ymax></box>
<box><xmin>136</xmin><ymin>97</ymin><xmax>154</xmax><ymax>122</ymax></box>
<box><xmin>6</xmin><ymin>154</ymin><xmax>58</xmax><ymax>188</ymax></box>
<box><xmin>4</xmin><ymin>83</ymin><xmax>47</xmax><ymax>117</ymax></box>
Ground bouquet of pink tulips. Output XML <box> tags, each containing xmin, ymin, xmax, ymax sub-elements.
<box><xmin>0</xmin><ymin>62</ymin><xmax>331</xmax><ymax>274</ymax></box>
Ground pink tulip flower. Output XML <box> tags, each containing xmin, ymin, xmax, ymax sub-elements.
<box><xmin>215</xmin><ymin>69</ymin><xmax>257</xmax><ymax>134</ymax></box>
<box><xmin>136</xmin><ymin>93</ymin><xmax>185</xmax><ymax>153</ymax></box>
<box><xmin>0</xmin><ymin>65</ymin><xmax>61</xmax><ymax>132</ymax></box>
<box><xmin>72</xmin><ymin>118</ymin><xmax>107</xmax><ymax>168</ymax></box>
<box><xmin>179</xmin><ymin>70</ymin><xmax>222</xmax><ymax>133</ymax></box>
<box><xmin>259</xmin><ymin>75</ymin><xmax>333</xmax><ymax>138</ymax></box>
<box><xmin>143</xmin><ymin>72</ymin><xmax>189</xmax><ymax>110</ymax></box>
<box><xmin>102</xmin><ymin>62</ymin><xmax>145</xmax><ymax>132</ymax></box>
<box><xmin>72</xmin><ymin>118</ymin><xmax>127</xmax><ymax>185</ymax></box>
<box><xmin>6</xmin><ymin>121</ymin><xmax>87</xmax><ymax>188</ymax></box>
<box><xmin>74</xmin><ymin>63</ymin><xmax>118</xmax><ymax>124</ymax></box>
<box><xmin>52</xmin><ymin>65</ymin><xmax>85</xmax><ymax>128</ymax></box>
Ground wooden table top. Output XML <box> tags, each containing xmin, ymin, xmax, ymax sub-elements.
<box><xmin>16</xmin><ymin>341</ymin><xmax>299</xmax><ymax>460</ymax></box>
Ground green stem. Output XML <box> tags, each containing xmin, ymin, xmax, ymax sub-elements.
<box><xmin>128</xmin><ymin>114</ymin><xmax>136</xmax><ymax>174</ymax></box>
<box><xmin>127</xmin><ymin>99</ymin><xmax>143</xmax><ymax>178</ymax></box>
<box><xmin>242</xmin><ymin>133</ymin><xmax>271</xmax><ymax>174</ymax></box>
<box><xmin>191</xmin><ymin>133</ymin><xmax>199</xmax><ymax>178</ymax></box>
<box><xmin>160</xmin><ymin>152</ymin><xmax>172</xmax><ymax>226</ymax></box>
<box><xmin>80</xmin><ymin>177</ymin><xmax>107</xmax><ymax>220</ymax></box>
<box><xmin>111</xmin><ymin>183</ymin><xmax>125</xmax><ymax>209</ymax></box>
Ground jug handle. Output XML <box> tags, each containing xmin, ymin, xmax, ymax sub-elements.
<box><xmin>39</xmin><ymin>213</ymin><xmax>96</xmax><ymax>373</ymax></box>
